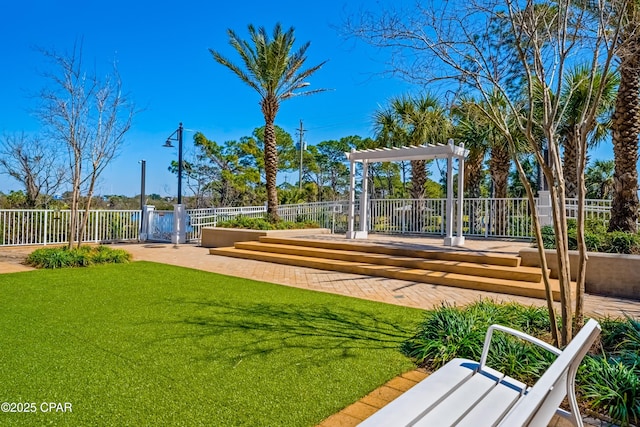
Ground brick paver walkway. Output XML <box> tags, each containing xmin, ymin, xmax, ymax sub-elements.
<box><xmin>107</xmin><ymin>239</ymin><xmax>639</xmax><ymax>319</ymax></box>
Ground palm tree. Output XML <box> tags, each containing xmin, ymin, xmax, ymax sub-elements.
<box><xmin>210</xmin><ymin>24</ymin><xmax>326</xmax><ymax>221</ymax></box>
<box><xmin>609</xmin><ymin>4</ymin><xmax>640</xmax><ymax>232</ymax></box>
<box><xmin>453</xmin><ymin>93</ymin><xmax>517</xmax><ymax>235</ymax></box>
<box><xmin>559</xmin><ymin>65</ymin><xmax>618</xmax><ymax>199</ymax></box>
<box><xmin>374</xmin><ymin>94</ymin><xmax>451</xmax><ymax>199</ymax></box>
<box><xmin>585</xmin><ymin>159</ymin><xmax>615</xmax><ymax>199</ymax></box>
<box><xmin>452</xmin><ymin>100</ymin><xmax>489</xmax><ymax>199</ymax></box>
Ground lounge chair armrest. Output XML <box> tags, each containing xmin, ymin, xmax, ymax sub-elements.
<box><xmin>480</xmin><ymin>324</ymin><xmax>561</xmax><ymax>369</ymax></box>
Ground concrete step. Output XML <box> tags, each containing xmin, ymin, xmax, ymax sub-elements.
<box><xmin>209</xmin><ymin>247</ymin><xmax>562</xmax><ymax>301</ymax></box>
<box><xmin>258</xmin><ymin>237</ymin><xmax>522</xmax><ymax>267</ymax></box>
<box><xmin>235</xmin><ymin>241</ymin><xmax>543</xmax><ymax>283</ymax></box>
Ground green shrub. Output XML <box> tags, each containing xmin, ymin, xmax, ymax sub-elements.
<box><xmin>26</xmin><ymin>245</ymin><xmax>132</xmax><ymax>269</ymax></box>
<box><xmin>401</xmin><ymin>300</ymin><xmax>554</xmax><ymax>382</ymax></box>
<box><xmin>580</xmin><ymin>357</ymin><xmax>640</xmax><ymax>427</ymax></box>
<box><xmin>603</xmin><ymin>231</ymin><xmax>640</xmax><ymax>254</ymax></box>
<box><xmin>541</xmin><ymin>225</ymin><xmax>556</xmax><ymax>249</ymax></box>
<box><xmin>217</xmin><ymin>215</ymin><xmax>320</xmax><ymax>230</ymax></box>
<box><xmin>403</xmin><ymin>303</ymin><xmax>640</xmax><ymax>425</ymax></box>
<box><xmin>538</xmin><ymin>220</ymin><xmax>640</xmax><ymax>254</ymax></box>
<box><xmin>584</xmin><ymin>231</ymin><xmax>605</xmax><ymax>252</ymax></box>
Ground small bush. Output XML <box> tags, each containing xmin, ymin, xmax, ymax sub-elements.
<box><xmin>604</xmin><ymin>231</ymin><xmax>640</xmax><ymax>254</ymax></box>
<box><xmin>580</xmin><ymin>357</ymin><xmax>640</xmax><ymax>427</ymax></box>
<box><xmin>538</xmin><ymin>221</ymin><xmax>640</xmax><ymax>254</ymax></box>
<box><xmin>217</xmin><ymin>215</ymin><xmax>320</xmax><ymax>230</ymax></box>
<box><xmin>403</xmin><ymin>302</ymin><xmax>640</xmax><ymax>425</ymax></box>
<box><xmin>26</xmin><ymin>246</ymin><xmax>132</xmax><ymax>269</ymax></box>
<box><xmin>401</xmin><ymin>300</ymin><xmax>554</xmax><ymax>382</ymax></box>
<box><xmin>541</xmin><ymin>225</ymin><xmax>556</xmax><ymax>249</ymax></box>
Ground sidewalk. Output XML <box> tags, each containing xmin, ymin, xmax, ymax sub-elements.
<box><xmin>1</xmin><ymin>239</ymin><xmax>638</xmax><ymax>318</ymax></box>
<box><xmin>110</xmin><ymin>238</ymin><xmax>639</xmax><ymax>319</ymax></box>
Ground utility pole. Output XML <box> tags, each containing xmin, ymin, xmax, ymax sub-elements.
<box><xmin>298</xmin><ymin>119</ymin><xmax>306</xmax><ymax>191</ymax></box>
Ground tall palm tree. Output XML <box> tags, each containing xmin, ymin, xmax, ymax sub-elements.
<box><xmin>210</xmin><ymin>24</ymin><xmax>326</xmax><ymax>221</ymax></box>
<box><xmin>452</xmin><ymin>99</ymin><xmax>489</xmax><ymax>199</ymax></box>
<box><xmin>453</xmin><ymin>93</ymin><xmax>517</xmax><ymax>234</ymax></box>
<box><xmin>609</xmin><ymin>3</ymin><xmax>640</xmax><ymax>232</ymax></box>
<box><xmin>374</xmin><ymin>94</ymin><xmax>451</xmax><ymax>199</ymax></box>
<box><xmin>559</xmin><ymin>65</ymin><xmax>618</xmax><ymax>199</ymax></box>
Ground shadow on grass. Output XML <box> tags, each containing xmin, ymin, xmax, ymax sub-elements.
<box><xmin>155</xmin><ymin>298</ymin><xmax>419</xmax><ymax>365</ymax></box>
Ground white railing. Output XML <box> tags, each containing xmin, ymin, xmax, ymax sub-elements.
<box><xmin>369</xmin><ymin>199</ymin><xmax>446</xmax><ymax>234</ymax></box>
<box><xmin>278</xmin><ymin>201</ymin><xmax>352</xmax><ymax>233</ymax></box>
<box><xmin>184</xmin><ymin>206</ymin><xmax>267</xmax><ymax>242</ymax></box>
<box><xmin>565</xmin><ymin>198</ymin><xmax>612</xmax><ymax>225</ymax></box>
<box><xmin>0</xmin><ymin>209</ymin><xmax>141</xmax><ymax>246</ymax></box>
<box><xmin>0</xmin><ymin>198</ymin><xmax>632</xmax><ymax>247</ymax></box>
<box><xmin>463</xmin><ymin>198</ymin><xmax>533</xmax><ymax>238</ymax></box>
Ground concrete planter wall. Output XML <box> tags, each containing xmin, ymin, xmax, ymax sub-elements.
<box><xmin>519</xmin><ymin>248</ymin><xmax>640</xmax><ymax>300</ymax></box>
<box><xmin>201</xmin><ymin>227</ymin><xmax>330</xmax><ymax>248</ymax></box>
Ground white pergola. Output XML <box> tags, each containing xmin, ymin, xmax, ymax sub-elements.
<box><xmin>345</xmin><ymin>139</ymin><xmax>470</xmax><ymax>246</ymax></box>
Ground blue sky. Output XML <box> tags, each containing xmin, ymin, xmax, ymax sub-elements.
<box><xmin>0</xmin><ymin>0</ymin><xmax>614</xmax><ymax>198</ymax></box>
<box><xmin>0</xmin><ymin>0</ymin><xmax>415</xmax><ymax>197</ymax></box>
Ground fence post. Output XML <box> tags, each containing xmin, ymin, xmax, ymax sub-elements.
<box><xmin>43</xmin><ymin>210</ymin><xmax>48</xmax><ymax>246</ymax></box>
<box><xmin>139</xmin><ymin>205</ymin><xmax>155</xmax><ymax>242</ymax></box>
<box><xmin>173</xmin><ymin>204</ymin><xmax>187</xmax><ymax>244</ymax></box>
<box><xmin>94</xmin><ymin>211</ymin><xmax>100</xmax><ymax>243</ymax></box>
<box><xmin>537</xmin><ymin>191</ymin><xmax>553</xmax><ymax>226</ymax></box>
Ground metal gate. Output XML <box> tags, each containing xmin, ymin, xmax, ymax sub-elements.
<box><xmin>147</xmin><ymin>210</ymin><xmax>174</xmax><ymax>242</ymax></box>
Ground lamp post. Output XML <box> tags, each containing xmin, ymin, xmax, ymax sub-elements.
<box><xmin>163</xmin><ymin>122</ymin><xmax>184</xmax><ymax>204</ymax></box>
<box><xmin>163</xmin><ymin>123</ymin><xmax>186</xmax><ymax>245</ymax></box>
<box><xmin>139</xmin><ymin>159</ymin><xmax>146</xmax><ymax>212</ymax></box>
<box><xmin>138</xmin><ymin>159</ymin><xmax>147</xmax><ymax>242</ymax></box>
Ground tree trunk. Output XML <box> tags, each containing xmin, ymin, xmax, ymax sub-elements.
<box><xmin>562</xmin><ymin>130</ymin><xmax>578</xmax><ymax>199</ymax></box>
<box><xmin>490</xmin><ymin>142</ymin><xmax>510</xmax><ymax>235</ymax></box>
<box><xmin>513</xmin><ymin>148</ymin><xmax>560</xmax><ymax>346</ymax></box>
<box><xmin>575</xmin><ymin>127</ymin><xmax>589</xmax><ymax>331</ymax></box>
<box><xmin>410</xmin><ymin>159</ymin><xmax>426</xmax><ymax>199</ymax></box>
<box><xmin>262</xmin><ymin>96</ymin><xmax>280</xmax><ymax>222</ymax></box>
<box><xmin>548</xmin><ymin>140</ymin><xmax>573</xmax><ymax>345</ymax></box>
<box><xmin>610</xmin><ymin>25</ymin><xmax>640</xmax><ymax>233</ymax></box>
<box><xmin>465</xmin><ymin>149</ymin><xmax>485</xmax><ymax>234</ymax></box>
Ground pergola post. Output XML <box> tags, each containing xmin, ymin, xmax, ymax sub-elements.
<box><xmin>359</xmin><ymin>161</ymin><xmax>369</xmax><ymax>238</ymax></box>
<box><xmin>444</xmin><ymin>140</ymin><xmax>465</xmax><ymax>246</ymax></box>
<box><xmin>346</xmin><ymin>156</ymin><xmax>357</xmax><ymax>239</ymax></box>
<box><xmin>454</xmin><ymin>154</ymin><xmax>466</xmax><ymax>246</ymax></box>
<box><xmin>444</xmin><ymin>155</ymin><xmax>454</xmax><ymax>244</ymax></box>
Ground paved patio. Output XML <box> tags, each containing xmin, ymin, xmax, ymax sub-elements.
<box><xmin>1</xmin><ymin>236</ymin><xmax>638</xmax><ymax>318</ymax></box>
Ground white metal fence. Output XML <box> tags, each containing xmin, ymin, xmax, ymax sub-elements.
<box><xmin>0</xmin><ymin>209</ymin><xmax>141</xmax><ymax>246</ymax></box>
<box><xmin>0</xmin><ymin>198</ymin><xmax>630</xmax><ymax>247</ymax></box>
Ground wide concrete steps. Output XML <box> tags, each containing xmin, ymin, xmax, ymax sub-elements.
<box><xmin>209</xmin><ymin>237</ymin><xmax>561</xmax><ymax>301</ymax></box>
<box><xmin>259</xmin><ymin>237</ymin><xmax>522</xmax><ymax>267</ymax></box>
<box><xmin>234</xmin><ymin>241</ymin><xmax>542</xmax><ymax>283</ymax></box>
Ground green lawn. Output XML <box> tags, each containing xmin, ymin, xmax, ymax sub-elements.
<box><xmin>0</xmin><ymin>262</ymin><xmax>424</xmax><ymax>426</ymax></box>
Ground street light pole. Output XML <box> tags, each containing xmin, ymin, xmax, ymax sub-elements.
<box><xmin>163</xmin><ymin>122</ymin><xmax>186</xmax><ymax>245</ymax></box>
<box><xmin>177</xmin><ymin>123</ymin><xmax>183</xmax><ymax>205</ymax></box>
<box><xmin>139</xmin><ymin>159</ymin><xmax>146</xmax><ymax>211</ymax></box>
<box><xmin>163</xmin><ymin>122</ymin><xmax>184</xmax><ymax>204</ymax></box>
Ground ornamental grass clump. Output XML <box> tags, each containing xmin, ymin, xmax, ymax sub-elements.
<box><xmin>402</xmin><ymin>300</ymin><xmax>640</xmax><ymax>426</ymax></box>
<box><xmin>26</xmin><ymin>245</ymin><xmax>132</xmax><ymax>269</ymax></box>
<box><xmin>401</xmin><ymin>300</ymin><xmax>554</xmax><ymax>383</ymax></box>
